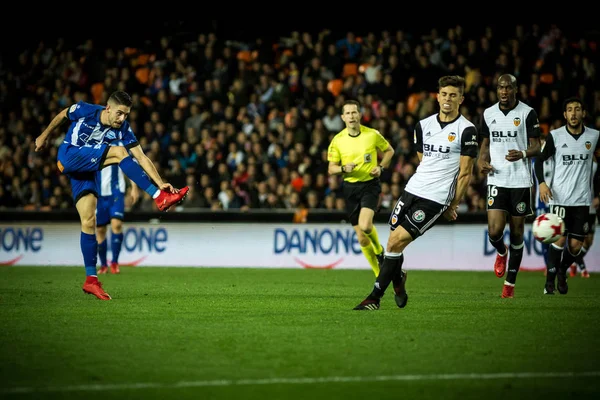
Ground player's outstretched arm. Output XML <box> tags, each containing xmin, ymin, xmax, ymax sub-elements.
<box><xmin>35</xmin><ymin>108</ymin><xmax>68</xmax><ymax>152</ymax></box>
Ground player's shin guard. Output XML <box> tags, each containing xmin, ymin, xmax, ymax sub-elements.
<box><xmin>370</xmin><ymin>252</ymin><xmax>403</xmax><ymax>299</ymax></box>
<box><xmin>119</xmin><ymin>156</ymin><xmax>158</xmax><ymax>196</ymax></box>
<box><xmin>360</xmin><ymin>243</ymin><xmax>379</xmax><ymax>277</ymax></box>
<box><xmin>365</xmin><ymin>226</ymin><xmax>384</xmax><ymax>255</ymax></box>
<box><xmin>506</xmin><ymin>242</ymin><xmax>524</xmax><ymax>284</ymax></box>
<box><xmin>574</xmin><ymin>246</ymin><xmax>588</xmax><ymax>268</ymax></box>
<box><xmin>81</xmin><ymin>232</ymin><xmax>98</xmax><ymax>276</ymax></box>
<box><xmin>111</xmin><ymin>233</ymin><xmax>124</xmax><ymax>264</ymax></box>
<box><xmin>488</xmin><ymin>234</ymin><xmax>507</xmax><ymax>254</ymax></box>
<box><xmin>559</xmin><ymin>246</ymin><xmax>580</xmax><ymax>276</ymax></box>
<box><xmin>98</xmin><ymin>239</ymin><xmax>107</xmax><ymax>267</ymax></box>
<box><xmin>546</xmin><ymin>243</ymin><xmax>562</xmax><ymax>282</ymax></box>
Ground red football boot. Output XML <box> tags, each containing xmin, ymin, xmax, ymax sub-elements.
<box><xmin>82</xmin><ymin>279</ymin><xmax>111</xmax><ymax>300</ymax></box>
<box><xmin>494</xmin><ymin>246</ymin><xmax>508</xmax><ymax>278</ymax></box>
<box><xmin>501</xmin><ymin>282</ymin><xmax>514</xmax><ymax>298</ymax></box>
<box><xmin>110</xmin><ymin>262</ymin><xmax>120</xmax><ymax>274</ymax></box>
<box><xmin>155</xmin><ymin>186</ymin><xmax>190</xmax><ymax>211</ymax></box>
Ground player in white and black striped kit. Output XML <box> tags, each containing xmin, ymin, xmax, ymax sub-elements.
<box><xmin>353</xmin><ymin>75</ymin><xmax>478</xmax><ymax>310</ymax></box>
<box><xmin>570</xmin><ymin>158</ymin><xmax>598</xmax><ymax>278</ymax></box>
<box><xmin>478</xmin><ymin>74</ymin><xmax>541</xmax><ymax>299</ymax></box>
<box><xmin>535</xmin><ymin>97</ymin><xmax>600</xmax><ymax>294</ymax></box>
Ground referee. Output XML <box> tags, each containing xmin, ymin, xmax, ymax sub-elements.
<box><xmin>327</xmin><ymin>100</ymin><xmax>394</xmax><ymax>276</ymax></box>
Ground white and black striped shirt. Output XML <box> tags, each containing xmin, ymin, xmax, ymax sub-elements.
<box><xmin>405</xmin><ymin>113</ymin><xmax>478</xmax><ymax>205</ymax></box>
<box><xmin>480</xmin><ymin>101</ymin><xmax>541</xmax><ymax>188</ymax></box>
<box><xmin>535</xmin><ymin>125</ymin><xmax>600</xmax><ymax>207</ymax></box>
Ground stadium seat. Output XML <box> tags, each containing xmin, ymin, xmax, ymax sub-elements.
<box><xmin>407</xmin><ymin>93</ymin><xmax>423</xmax><ymax>114</ymax></box>
<box><xmin>140</xmin><ymin>96</ymin><xmax>152</xmax><ymax>107</ymax></box>
<box><xmin>540</xmin><ymin>73</ymin><xmax>554</xmax><ymax>84</ymax></box>
<box><xmin>342</xmin><ymin>63</ymin><xmax>358</xmax><ymax>77</ymax></box>
<box><xmin>137</xmin><ymin>54</ymin><xmax>151</xmax><ymax>66</ymax></box>
<box><xmin>327</xmin><ymin>79</ymin><xmax>343</xmax><ymax>97</ymax></box>
<box><xmin>124</xmin><ymin>47</ymin><xmax>137</xmax><ymax>56</ymax></box>
<box><xmin>90</xmin><ymin>82</ymin><xmax>105</xmax><ymax>104</ymax></box>
<box><xmin>237</xmin><ymin>50</ymin><xmax>252</xmax><ymax>63</ymax></box>
<box><xmin>135</xmin><ymin>67</ymin><xmax>150</xmax><ymax>85</ymax></box>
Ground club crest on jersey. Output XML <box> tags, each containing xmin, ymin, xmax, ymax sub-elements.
<box><xmin>488</xmin><ymin>197</ymin><xmax>494</xmax><ymax>206</ymax></box>
<box><xmin>447</xmin><ymin>132</ymin><xmax>456</xmax><ymax>142</ymax></box>
<box><xmin>513</xmin><ymin>117</ymin><xmax>521</xmax><ymax>127</ymax></box>
<box><xmin>585</xmin><ymin>141</ymin><xmax>592</xmax><ymax>150</ymax></box>
<box><xmin>516</xmin><ymin>202</ymin><xmax>526</xmax><ymax>214</ymax></box>
<box><xmin>391</xmin><ymin>214</ymin><xmax>398</xmax><ymax>225</ymax></box>
<box><xmin>412</xmin><ymin>210</ymin><xmax>425</xmax><ymax>222</ymax></box>
<box><xmin>364</xmin><ymin>153</ymin><xmax>372</xmax><ymax>163</ymax></box>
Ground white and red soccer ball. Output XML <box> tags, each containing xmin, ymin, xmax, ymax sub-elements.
<box><xmin>532</xmin><ymin>213</ymin><xmax>565</xmax><ymax>244</ymax></box>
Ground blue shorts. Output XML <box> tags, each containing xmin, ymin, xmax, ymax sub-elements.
<box><xmin>57</xmin><ymin>143</ymin><xmax>110</xmax><ymax>203</ymax></box>
<box><xmin>96</xmin><ymin>194</ymin><xmax>125</xmax><ymax>226</ymax></box>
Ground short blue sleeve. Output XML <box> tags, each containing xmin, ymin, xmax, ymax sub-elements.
<box><xmin>66</xmin><ymin>101</ymin><xmax>99</xmax><ymax>121</ymax></box>
<box><xmin>120</xmin><ymin>123</ymin><xmax>138</xmax><ymax>148</ymax></box>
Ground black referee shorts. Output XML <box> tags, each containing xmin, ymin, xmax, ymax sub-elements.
<box><xmin>342</xmin><ymin>178</ymin><xmax>381</xmax><ymax>226</ymax></box>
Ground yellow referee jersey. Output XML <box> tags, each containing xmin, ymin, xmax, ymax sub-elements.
<box><xmin>327</xmin><ymin>125</ymin><xmax>391</xmax><ymax>183</ymax></box>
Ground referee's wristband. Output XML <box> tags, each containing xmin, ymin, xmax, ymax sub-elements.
<box><xmin>521</xmin><ymin>150</ymin><xmax>527</xmax><ymax>159</ymax></box>
<box><xmin>378</xmin><ymin>165</ymin><xmax>385</xmax><ymax>172</ymax></box>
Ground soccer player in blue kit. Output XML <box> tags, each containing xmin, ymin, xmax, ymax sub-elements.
<box><xmin>35</xmin><ymin>91</ymin><xmax>188</xmax><ymax>300</ymax></box>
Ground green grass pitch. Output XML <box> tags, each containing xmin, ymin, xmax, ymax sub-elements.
<box><xmin>0</xmin><ymin>266</ymin><xmax>599</xmax><ymax>400</ymax></box>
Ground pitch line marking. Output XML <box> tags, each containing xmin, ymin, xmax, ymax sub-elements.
<box><xmin>3</xmin><ymin>371</ymin><xmax>600</xmax><ymax>394</ymax></box>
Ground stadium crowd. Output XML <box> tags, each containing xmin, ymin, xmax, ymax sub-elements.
<box><xmin>0</xmin><ymin>23</ymin><xmax>598</xmax><ymax>213</ymax></box>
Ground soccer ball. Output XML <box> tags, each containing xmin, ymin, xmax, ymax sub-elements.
<box><xmin>532</xmin><ymin>213</ymin><xmax>565</xmax><ymax>244</ymax></box>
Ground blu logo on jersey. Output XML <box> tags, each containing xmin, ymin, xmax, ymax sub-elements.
<box><xmin>562</xmin><ymin>154</ymin><xmax>589</xmax><ymax>162</ymax></box>
<box><xmin>491</xmin><ymin>131</ymin><xmax>517</xmax><ymax>138</ymax></box>
<box><xmin>423</xmin><ymin>144</ymin><xmax>450</xmax><ymax>153</ymax></box>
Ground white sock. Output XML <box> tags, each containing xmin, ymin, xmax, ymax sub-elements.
<box><xmin>152</xmin><ymin>189</ymin><xmax>160</xmax><ymax>199</ymax></box>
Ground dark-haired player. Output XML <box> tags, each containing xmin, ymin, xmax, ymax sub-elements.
<box><xmin>35</xmin><ymin>91</ymin><xmax>189</xmax><ymax>300</ymax></box>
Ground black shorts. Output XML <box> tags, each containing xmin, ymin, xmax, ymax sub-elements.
<box><xmin>549</xmin><ymin>205</ymin><xmax>590</xmax><ymax>240</ymax></box>
<box><xmin>342</xmin><ymin>178</ymin><xmax>381</xmax><ymax>226</ymax></box>
<box><xmin>388</xmin><ymin>191</ymin><xmax>446</xmax><ymax>240</ymax></box>
<box><xmin>486</xmin><ymin>185</ymin><xmax>533</xmax><ymax>217</ymax></box>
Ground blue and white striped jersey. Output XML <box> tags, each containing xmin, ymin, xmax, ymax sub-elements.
<box><xmin>96</xmin><ymin>140</ymin><xmax>128</xmax><ymax>196</ymax></box>
<box><xmin>64</xmin><ymin>101</ymin><xmax>137</xmax><ymax>148</ymax></box>
<box><xmin>97</xmin><ymin>164</ymin><xmax>126</xmax><ymax>197</ymax></box>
